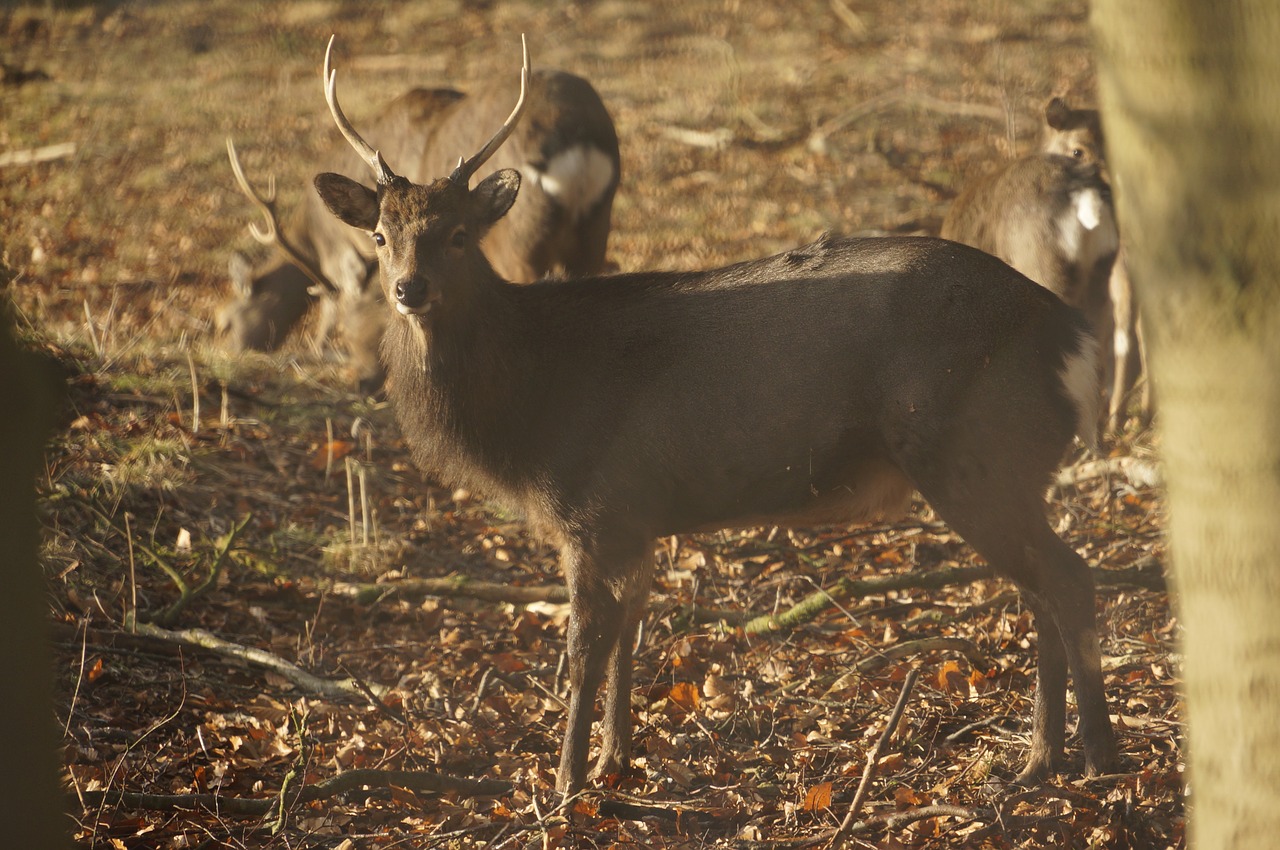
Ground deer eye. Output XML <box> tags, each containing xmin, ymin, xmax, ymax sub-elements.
<box><xmin>1072</xmin><ymin>148</ymin><xmax>1085</xmax><ymax>159</ymax></box>
<box><xmin>372</xmin><ymin>232</ymin><xmax>386</xmax><ymax>247</ymax></box>
<box><xmin>449</xmin><ymin>227</ymin><xmax>467</xmax><ymax>249</ymax></box>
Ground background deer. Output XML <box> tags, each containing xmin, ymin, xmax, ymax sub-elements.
<box><xmin>311</xmin><ymin>38</ymin><xmax>1118</xmax><ymax>796</ymax></box>
<box><xmin>223</xmin><ymin>70</ymin><xmax>619</xmax><ymax>393</ymax></box>
<box><xmin>942</xmin><ymin>98</ymin><xmax>1149</xmax><ymax>432</ymax></box>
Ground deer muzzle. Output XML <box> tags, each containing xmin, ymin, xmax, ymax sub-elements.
<box><xmin>393</xmin><ymin>276</ymin><xmax>433</xmax><ymax>315</ymax></box>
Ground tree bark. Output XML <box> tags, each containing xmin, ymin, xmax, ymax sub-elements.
<box><xmin>1091</xmin><ymin>4</ymin><xmax>1280</xmax><ymax>847</ymax></box>
<box><xmin>0</xmin><ymin>298</ymin><xmax>69</xmax><ymax>848</ymax></box>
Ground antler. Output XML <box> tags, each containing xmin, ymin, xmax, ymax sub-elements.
<box><xmin>225</xmin><ymin>137</ymin><xmax>339</xmax><ymax>295</ymax></box>
<box><xmin>323</xmin><ymin>35</ymin><xmax>396</xmax><ymax>185</ymax></box>
<box><xmin>449</xmin><ymin>34</ymin><xmax>531</xmax><ymax>185</ymax></box>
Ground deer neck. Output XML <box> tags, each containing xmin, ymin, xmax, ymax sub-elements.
<box><xmin>382</xmin><ymin>263</ymin><xmax>536</xmax><ymax>503</ymax></box>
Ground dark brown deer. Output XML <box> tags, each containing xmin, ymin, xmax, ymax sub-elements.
<box><xmin>312</xmin><ymin>37</ymin><xmax>1118</xmax><ymax>795</ymax></box>
<box><xmin>223</xmin><ymin>68</ymin><xmax>619</xmax><ymax>392</ymax></box>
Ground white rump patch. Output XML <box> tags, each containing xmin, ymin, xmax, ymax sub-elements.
<box><xmin>1060</xmin><ymin>327</ymin><xmax>1101</xmax><ymax>453</ymax></box>
<box><xmin>1057</xmin><ymin>187</ymin><xmax>1118</xmax><ymax>266</ymax></box>
<box><xmin>1074</xmin><ymin>187</ymin><xmax>1105</xmax><ymax>231</ymax></box>
<box><xmin>528</xmin><ymin>145</ymin><xmax>616</xmax><ymax>220</ymax></box>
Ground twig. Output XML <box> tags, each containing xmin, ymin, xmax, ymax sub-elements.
<box><xmin>131</xmin><ymin>621</ymin><xmax>384</xmax><ymax>701</ymax></box>
<box><xmin>78</xmin><ymin>500</ymin><xmax>189</xmax><ymax>602</ymax></box>
<box><xmin>267</xmin><ymin>707</ymin><xmax>310</xmax><ymax>834</ymax></box>
<box><xmin>1054</xmin><ymin>455</ymin><xmax>1162</xmax><ymax>489</ymax></box>
<box><xmin>732</xmin><ymin>561</ymin><xmax>1165</xmax><ymax>635</ymax></box>
<box><xmin>944</xmin><ymin>715</ymin><xmax>1018</xmax><ymax>744</ymax></box>
<box><xmin>339</xmin><ymin>662</ymin><xmax>409</xmax><ymax>726</ymax></box>
<box><xmin>853</xmin><ymin>636</ymin><xmax>991</xmax><ymax>675</ymax></box>
<box><xmin>186</xmin><ymin>350</ymin><xmax>200</xmax><ymax>432</ymax></box>
<box><xmin>153</xmin><ymin>515</ymin><xmax>252</xmax><ymax>627</ymax></box>
<box><xmin>0</xmin><ymin>141</ymin><xmax>76</xmax><ymax>167</ymax></box>
<box><xmin>829</xmin><ymin>0</ymin><xmax>868</xmax><ymax>37</ymax></box>
<box><xmin>331</xmin><ymin>575</ymin><xmax>569</xmax><ymax>606</ymax></box>
<box><xmin>808</xmin><ymin>92</ymin><xmax>1005</xmax><ymax>154</ymax></box>
<box><xmin>828</xmin><ymin>668</ymin><xmax>919</xmax><ymax>850</ymax></box>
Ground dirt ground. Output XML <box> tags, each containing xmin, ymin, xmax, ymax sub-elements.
<box><xmin>4</xmin><ymin>1</ymin><xmax>1177</xmax><ymax>847</ymax></box>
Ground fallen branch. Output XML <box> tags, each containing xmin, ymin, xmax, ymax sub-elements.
<box><xmin>733</xmin><ymin>560</ymin><xmax>1164</xmax><ymax>635</ymax></box>
<box><xmin>0</xmin><ymin>141</ymin><xmax>75</xmax><ymax>168</ymax></box>
<box><xmin>808</xmin><ymin>93</ymin><xmax>1005</xmax><ymax>155</ymax></box>
<box><xmin>334</xmin><ymin>559</ymin><xmax>1163</xmax><ymax>636</ymax></box>
<box><xmin>740</xmin><ymin>564</ymin><xmax>990</xmax><ymax>634</ymax></box>
<box><xmin>1054</xmin><ymin>456</ymin><xmax>1162</xmax><ymax>489</ymax></box>
<box><xmin>80</xmin><ymin>767</ymin><xmax>511</xmax><ymax>816</ymax></box>
<box><xmin>330</xmin><ymin>575</ymin><xmax>568</xmax><ymax>606</ymax></box>
<box><xmin>130</xmin><ymin>622</ymin><xmax>383</xmax><ymax>701</ymax></box>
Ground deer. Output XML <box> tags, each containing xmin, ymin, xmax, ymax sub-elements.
<box><xmin>311</xmin><ymin>36</ymin><xmax>1119</xmax><ymax>796</ymax></box>
<box><xmin>223</xmin><ymin>68</ymin><xmax>620</xmax><ymax>393</ymax></box>
<box><xmin>942</xmin><ymin>97</ymin><xmax>1150</xmax><ymax>432</ymax></box>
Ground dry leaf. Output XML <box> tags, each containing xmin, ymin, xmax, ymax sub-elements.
<box><xmin>802</xmin><ymin>781</ymin><xmax>833</xmax><ymax>811</ymax></box>
<box><xmin>668</xmin><ymin>681</ymin><xmax>701</xmax><ymax>713</ymax></box>
<box><xmin>936</xmin><ymin>660</ymin><xmax>969</xmax><ymax>695</ymax></box>
<box><xmin>310</xmin><ymin>439</ymin><xmax>354</xmax><ymax>470</ymax></box>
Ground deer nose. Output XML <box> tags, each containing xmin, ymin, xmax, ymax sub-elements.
<box><xmin>393</xmin><ymin>277</ymin><xmax>430</xmax><ymax>313</ymax></box>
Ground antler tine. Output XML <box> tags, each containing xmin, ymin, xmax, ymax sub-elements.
<box><xmin>324</xmin><ymin>35</ymin><xmax>396</xmax><ymax>185</ymax></box>
<box><xmin>450</xmin><ymin>34</ymin><xmax>531</xmax><ymax>185</ymax></box>
<box><xmin>226</xmin><ymin>136</ymin><xmax>279</xmax><ymax>245</ymax></box>
<box><xmin>224</xmin><ymin>136</ymin><xmax>340</xmax><ymax>295</ymax></box>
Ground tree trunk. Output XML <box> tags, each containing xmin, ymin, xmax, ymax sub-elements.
<box><xmin>0</xmin><ymin>295</ymin><xmax>69</xmax><ymax>848</ymax></box>
<box><xmin>1091</xmin><ymin>4</ymin><xmax>1280</xmax><ymax>848</ymax></box>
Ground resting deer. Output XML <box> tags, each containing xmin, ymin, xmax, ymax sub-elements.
<box><xmin>943</xmin><ymin>98</ymin><xmax>1149</xmax><ymax>431</ymax></box>
<box><xmin>223</xmin><ymin>69</ymin><xmax>619</xmax><ymax>392</ymax></box>
<box><xmin>312</xmin><ymin>37</ymin><xmax>1118</xmax><ymax>795</ymax></box>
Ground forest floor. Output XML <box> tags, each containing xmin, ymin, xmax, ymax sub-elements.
<box><xmin>4</xmin><ymin>0</ymin><xmax>1179</xmax><ymax>847</ymax></box>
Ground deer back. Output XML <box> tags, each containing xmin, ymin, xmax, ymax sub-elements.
<box><xmin>414</xmin><ymin>70</ymin><xmax>620</xmax><ymax>281</ymax></box>
<box><xmin>941</xmin><ymin>153</ymin><xmax>1118</xmax><ymax>323</ymax></box>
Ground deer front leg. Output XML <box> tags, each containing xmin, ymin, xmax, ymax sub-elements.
<box><xmin>591</xmin><ymin>549</ymin><xmax>654</xmax><ymax>782</ymax></box>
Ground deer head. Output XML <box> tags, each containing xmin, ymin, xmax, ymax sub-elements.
<box><xmin>1042</xmin><ymin>97</ymin><xmax>1106</xmax><ymax>166</ymax></box>
<box><xmin>313</xmin><ymin>36</ymin><xmax>530</xmax><ymax>317</ymax></box>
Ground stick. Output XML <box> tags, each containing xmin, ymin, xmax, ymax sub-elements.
<box><xmin>828</xmin><ymin>668</ymin><xmax>919</xmax><ymax>850</ymax></box>
<box><xmin>330</xmin><ymin>575</ymin><xmax>569</xmax><ymax>606</ymax></box>
<box><xmin>131</xmin><ymin>622</ymin><xmax>383</xmax><ymax>701</ymax></box>
<box><xmin>0</xmin><ymin>142</ymin><xmax>76</xmax><ymax>168</ymax></box>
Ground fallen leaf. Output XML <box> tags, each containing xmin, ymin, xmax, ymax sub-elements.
<box><xmin>310</xmin><ymin>440</ymin><xmax>354</xmax><ymax>470</ymax></box>
<box><xmin>803</xmin><ymin>781</ymin><xmax>833</xmax><ymax>811</ymax></box>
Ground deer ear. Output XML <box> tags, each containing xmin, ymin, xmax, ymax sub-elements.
<box><xmin>314</xmin><ymin>173</ymin><xmax>380</xmax><ymax>231</ymax></box>
<box><xmin>469</xmin><ymin>169</ymin><xmax>521</xmax><ymax>230</ymax></box>
<box><xmin>1044</xmin><ymin>97</ymin><xmax>1070</xmax><ymax>130</ymax></box>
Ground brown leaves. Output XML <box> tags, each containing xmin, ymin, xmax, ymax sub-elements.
<box><xmin>803</xmin><ymin>781</ymin><xmax>834</xmax><ymax>811</ymax></box>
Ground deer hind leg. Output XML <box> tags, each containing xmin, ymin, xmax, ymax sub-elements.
<box><xmin>1024</xmin><ymin>530</ymin><xmax>1117</xmax><ymax>778</ymax></box>
<box><xmin>919</xmin><ymin>481</ymin><xmax>1116</xmax><ymax>781</ymax></box>
<box><xmin>555</xmin><ymin>538</ymin><xmax>654</xmax><ymax>796</ymax></box>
